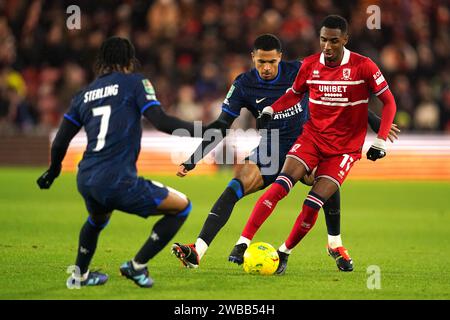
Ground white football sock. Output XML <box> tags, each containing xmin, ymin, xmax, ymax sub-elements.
<box><xmin>236</xmin><ymin>236</ymin><xmax>251</xmax><ymax>246</ymax></box>
<box><xmin>132</xmin><ymin>259</ymin><xmax>147</xmax><ymax>270</ymax></box>
<box><xmin>278</xmin><ymin>243</ymin><xmax>292</xmax><ymax>254</ymax></box>
<box><xmin>328</xmin><ymin>234</ymin><xmax>343</xmax><ymax>249</ymax></box>
<box><xmin>195</xmin><ymin>238</ymin><xmax>209</xmax><ymax>260</ymax></box>
<box><xmin>73</xmin><ymin>270</ymin><xmax>89</xmax><ymax>281</ymax></box>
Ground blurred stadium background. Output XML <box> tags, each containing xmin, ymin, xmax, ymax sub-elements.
<box><xmin>0</xmin><ymin>0</ymin><xmax>449</xmax><ymax>179</ymax></box>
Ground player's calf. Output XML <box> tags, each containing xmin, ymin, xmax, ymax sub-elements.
<box><xmin>134</xmin><ymin>200</ymin><xmax>192</xmax><ymax>269</ymax></box>
<box><xmin>241</xmin><ymin>174</ymin><xmax>296</xmax><ymax>240</ymax></box>
<box><xmin>196</xmin><ymin>178</ymin><xmax>245</xmax><ymax>258</ymax></box>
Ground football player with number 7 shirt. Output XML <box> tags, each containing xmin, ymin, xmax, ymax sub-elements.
<box><xmin>230</xmin><ymin>15</ymin><xmax>397</xmax><ymax>274</ymax></box>
<box><xmin>36</xmin><ymin>37</ymin><xmax>200</xmax><ymax>288</ymax></box>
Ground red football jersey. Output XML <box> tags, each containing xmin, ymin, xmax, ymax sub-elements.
<box><xmin>291</xmin><ymin>48</ymin><xmax>389</xmax><ymax>155</ymax></box>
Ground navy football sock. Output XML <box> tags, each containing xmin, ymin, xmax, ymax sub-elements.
<box><xmin>75</xmin><ymin>216</ymin><xmax>109</xmax><ymax>275</ymax></box>
<box><xmin>323</xmin><ymin>189</ymin><xmax>341</xmax><ymax>236</ymax></box>
<box><xmin>134</xmin><ymin>203</ymin><xmax>191</xmax><ymax>264</ymax></box>
<box><xmin>198</xmin><ymin>179</ymin><xmax>243</xmax><ymax>245</ymax></box>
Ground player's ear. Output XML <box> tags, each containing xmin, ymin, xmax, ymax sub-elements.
<box><xmin>126</xmin><ymin>61</ymin><xmax>134</xmax><ymax>73</ymax></box>
<box><xmin>251</xmin><ymin>51</ymin><xmax>257</xmax><ymax>65</ymax></box>
<box><xmin>342</xmin><ymin>34</ymin><xmax>349</xmax><ymax>46</ymax></box>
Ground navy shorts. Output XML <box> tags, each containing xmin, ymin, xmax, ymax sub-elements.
<box><xmin>77</xmin><ymin>176</ymin><xmax>169</xmax><ymax>218</ymax></box>
<box><xmin>245</xmin><ymin>136</ymin><xmax>298</xmax><ymax>188</ymax></box>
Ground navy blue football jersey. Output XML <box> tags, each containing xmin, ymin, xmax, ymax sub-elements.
<box><xmin>222</xmin><ymin>60</ymin><xmax>309</xmax><ymax>139</ymax></box>
<box><xmin>64</xmin><ymin>72</ymin><xmax>160</xmax><ymax>185</ymax></box>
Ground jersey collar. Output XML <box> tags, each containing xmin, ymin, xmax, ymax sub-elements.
<box><xmin>319</xmin><ymin>47</ymin><xmax>350</xmax><ymax>66</ymax></box>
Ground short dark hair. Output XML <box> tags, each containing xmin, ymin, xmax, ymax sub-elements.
<box><xmin>253</xmin><ymin>34</ymin><xmax>282</xmax><ymax>52</ymax></box>
<box><xmin>320</xmin><ymin>15</ymin><xmax>348</xmax><ymax>34</ymax></box>
<box><xmin>94</xmin><ymin>36</ymin><xmax>139</xmax><ymax>75</ymax></box>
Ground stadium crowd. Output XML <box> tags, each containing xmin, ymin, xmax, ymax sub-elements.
<box><xmin>0</xmin><ymin>0</ymin><xmax>449</xmax><ymax>134</ymax></box>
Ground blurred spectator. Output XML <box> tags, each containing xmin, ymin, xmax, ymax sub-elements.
<box><xmin>0</xmin><ymin>0</ymin><xmax>448</xmax><ymax>135</ymax></box>
<box><xmin>414</xmin><ymin>101</ymin><xmax>440</xmax><ymax>130</ymax></box>
<box><xmin>441</xmin><ymin>88</ymin><xmax>450</xmax><ymax>132</ymax></box>
<box><xmin>174</xmin><ymin>85</ymin><xmax>203</xmax><ymax>121</ymax></box>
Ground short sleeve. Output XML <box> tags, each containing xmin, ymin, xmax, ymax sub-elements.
<box><xmin>221</xmin><ymin>80</ymin><xmax>246</xmax><ymax>118</ymax></box>
<box><xmin>292</xmin><ymin>60</ymin><xmax>310</xmax><ymax>94</ymax></box>
<box><xmin>364</xmin><ymin>58</ymin><xmax>389</xmax><ymax>96</ymax></box>
<box><xmin>135</xmin><ymin>76</ymin><xmax>161</xmax><ymax>114</ymax></box>
<box><xmin>64</xmin><ymin>94</ymin><xmax>83</xmax><ymax>127</ymax></box>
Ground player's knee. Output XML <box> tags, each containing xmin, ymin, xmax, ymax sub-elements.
<box><xmin>88</xmin><ymin>214</ymin><xmax>110</xmax><ymax>230</ymax></box>
<box><xmin>227</xmin><ymin>178</ymin><xmax>244</xmax><ymax>200</ymax></box>
<box><xmin>176</xmin><ymin>200</ymin><xmax>192</xmax><ymax>218</ymax></box>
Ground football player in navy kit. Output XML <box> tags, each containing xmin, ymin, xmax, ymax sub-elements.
<box><xmin>37</xmin><ymin>37</ymin><xmax>200</xmax><ymax>288</ymax></box>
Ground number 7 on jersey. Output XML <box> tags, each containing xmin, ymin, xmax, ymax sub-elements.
<box><xmin>92</xmin><ymin>105</ymin><xmax>111</xmax><ymax>152</ymax></box>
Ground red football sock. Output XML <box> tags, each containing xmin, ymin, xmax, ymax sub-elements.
<box><xmin>285</xmin><ymin>203</ymin><xmax>319</xmax><ymax>249</ymax></box>
<box><xmin>241</xmin><ymin>183</ymin><xmax>288</xmax><ymax>240</ymax></box>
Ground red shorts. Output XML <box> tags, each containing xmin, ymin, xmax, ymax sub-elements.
<box><xmin>286</xmin><ymin>131</ymin><xmax>361</xmax><ymax>187</ymax></box>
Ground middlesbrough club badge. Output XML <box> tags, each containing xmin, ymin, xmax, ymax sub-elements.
<box><xmin>342</xmin><ymin>68</ymin><xmax>351</xmax><ymax>80</ymax></box>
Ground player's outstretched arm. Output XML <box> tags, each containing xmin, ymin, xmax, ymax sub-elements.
<box><xmin>368</xmin><ymin>109</ymin><xmax>400</xmax><ymax>143</ymax></box>
<box><xmin>268</xmin><ymin>60</ymin><xmax>310</xmax><ymax>115</ymax></box>
<box><xmin>257</xmin><ymin>88</ymin><xmax>306</xmax><ymax>129</ymax></box>
<box><xmin>37</xmin><ymin>118</ymin><xmax>81</xmax><ymax>189</ymax></box>
<box><xmin>143</xmin><ymin>105</ymin><xmax>199</xmax><ymax>136</ymax></box>
<box><xmin>177</xmin><ymin>111</ymin><xmax>235</xmax><ymax>177</ymax></box>
<box><xmin>271</xmin><ymin>88</ymin><xmax>306</xmax><ymax>113</ymax></box>
<box><xmin>366</xmin><ymin>89</ymin><xmax>397</xmax><ymax>161</ymax></box>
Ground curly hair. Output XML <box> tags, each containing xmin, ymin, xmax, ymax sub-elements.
<box><xmin>94</xmin><ymin>36</ymin><xmax>140</xmax><ymax>75</ymax></box>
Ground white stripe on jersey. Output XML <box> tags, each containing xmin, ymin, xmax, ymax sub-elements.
<box><xmin>291</xmin><ymin>86</ymin><xmax>301</xmax><ymax>94</ymax></box>
<box><xmin>374</xmin><ymin>85</ymin><xmax>389</xmax><ymax>96</ymax></box>
<box><xmin>309</xmin><ymin>98</ymin><xmax>369</xmax><ymax>107</ymax></box>
<box><xmin>306</xmin><ymin>80</ymin><xmax>365</xmax><ymax>85</ymax></box>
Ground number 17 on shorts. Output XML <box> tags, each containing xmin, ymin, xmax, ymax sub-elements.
<box><xmin>315</xmin><ymin>153</ymin><xmax>360</xmax><ymax>187</ymax></box>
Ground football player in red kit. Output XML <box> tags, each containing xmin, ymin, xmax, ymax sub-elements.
<box><xmin>229</xmin><ymin>15</ymin><xmax>397</xmax><ymax>274</ymax></box>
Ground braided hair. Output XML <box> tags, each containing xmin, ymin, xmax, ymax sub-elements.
<box><xmin>94</xmin><ymin>36</ymin><xmax>139</xmax><ymax>75</ymax></box>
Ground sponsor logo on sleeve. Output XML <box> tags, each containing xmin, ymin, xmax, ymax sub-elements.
<box><xmin>373</xmin><ymin>70</ymin><xmax>385</xmax><ymax>86</ymax></box>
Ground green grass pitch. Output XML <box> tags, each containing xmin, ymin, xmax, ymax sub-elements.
<box><xmin>0</xmin><ymin>167</ymin><xmax>449</xmax><ymax>300</ymax></box>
